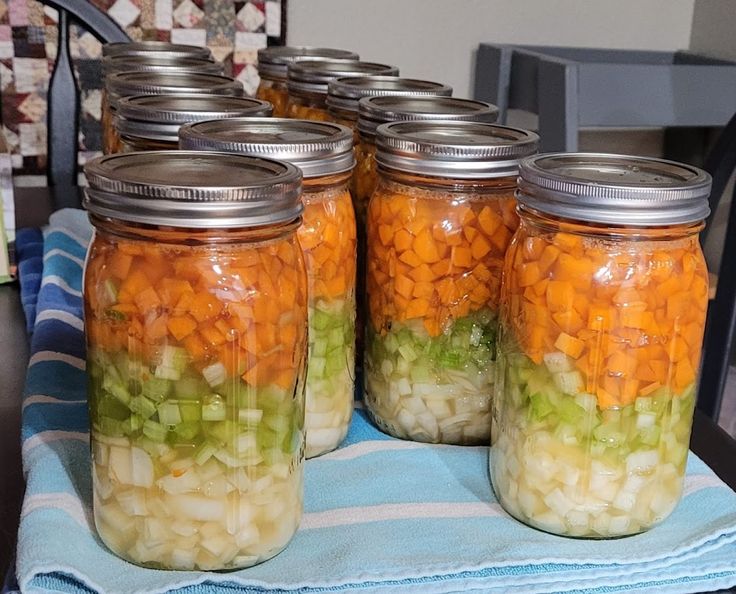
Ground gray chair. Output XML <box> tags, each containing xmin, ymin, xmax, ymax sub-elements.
<box><xmin>43</xmin><ymin>0</ymin><xmax>128</xmax><ymax>201</ymax></box>
<box><xmin>474</xmin><ymin>44</ymin><xmax>736</xmax><ymax>152</ymax></box>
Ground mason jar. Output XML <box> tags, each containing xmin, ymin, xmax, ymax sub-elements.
<box><xmin>180</xmin><ymin>118</ymin><xmax>357</xmax><ymax>459</ymax></box>
<box><xmin>103</xmin><ymin>72</ymin><xmax>243</xmax><ymax>155</ymax></box>
<box><xmin>257</xmin><ymin>47</ymin><xmax>359</xmax><ymax>117</ymax></box>
<box><xmin>115</xmin><ymin>95</ymin><xmax>272</xmax><ymax>152</ymax></box>
<box><xmin>364</xmin><ymin>121</ymin><xmax>538</xmax><ymax>444</ymax></box>
<box><xmin>286</xmin><ymin>60</ymin><xmax>398</xmax><ymax>122</ymax></box>
<box><xmin>491</xmin><ymin>153</ymin><xmax>711</xmax><ymax>538</ymax></box>
<box><xmin>103</xmin><ymin>41</ymin><xmax>213</xmax><ymax>60</ymax></box>
<box><xmin>102</xmin><ymin>55</ymin><xmax>223</xmax><ymax>78</ymax></box>
<box><xmin>326</xmin><ymin>76</ymin><xmax>452</xmax><ymax>140</ymax></box>
<box><xmin>355</xmin><ymin>96</ymin><xmax>499</xmax><ymax>381</ymax></box>
<box><xmin>83</xmin><ymin>151</ymin><xmax>308</xmax><ymax>570</ymax></box>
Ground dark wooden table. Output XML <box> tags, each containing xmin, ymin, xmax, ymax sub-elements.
<box><xmin>2</xmin><ymin>186</ymin><xmax>736</xmax><ymax>590</ymax></box>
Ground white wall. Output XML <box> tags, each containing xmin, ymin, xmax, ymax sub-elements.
<box><xmin>287</xmin><ymin>0</ymin><xmax>695</xmax><ymax>98</ymax></box>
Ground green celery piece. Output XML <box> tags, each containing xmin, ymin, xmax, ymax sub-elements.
<box><xmin>129</xmin><ymin>395</ymin><xmax>157</xmax><ymax>419</ymax></box>
<box><xmin>143</xmin><ymin>419</ymin><xmax>167</xmax><ymax>442</ymax></box>
<box><xmin>179</xmin><ymin>401</ymin><xmax>202</xmax><ymax>423</ymax></box>
<box><xmin>194</xmin><ymin>441</ymin><xmax>218</xmax><ymax>465</ymax></box>
<box><xmin>529</xmin><ymin>392</ymin><xmax>555</xmax><ymax>421</ymax></box>
<box><xmin>104</xmin><ymin>279</ymin><xmax>118</xmax><ymax>304</ymax></box>
<box><xmin>593</xmin><ymin>423</ymin><xmax>626</xmax><ymax>448</ymax></box>
<box><xmin>97</xmin><ymin>416</ymin><xmax>125</xmax><ymax>437</ymax></box>
<box><xmin>639</xmin><ymin>424</ymin><xmax>661</xmax><ymax>446</ymax></box>
<box><xmin>122</xmin><ymin>414</ymin><xmax>143</xmax><ymax>435</ymax></box>
<box><xmin>202</xmin><ymin>394</ymin><xmax>226</xmax><ymax>422</ymax></box>
<box><xmin>96</xmin><ymin>394</ymin><xmax>130</xmax><ymax>420</ymax></box>
<box><xmin>558</xmin><ymin>396</ymin><xmax>585</xmax><ymax>424</ymax></box>
<box><xmin>311</xmin><ymin>309</ymin><xmax>332</xmax><ymax>331</ymax></box>
<box><xmin>141</xmin><ymin>377</ymin><xmax>172</xmax><ymax>402</ymax></box>
<box><xmin>102</xmin><ymin>374</ymin><xmax>130</xmax><ymax>405</ymax></box>
<box><xmin>311</xmin><ymin>338</ymin><xmax>328</xmax><ymax>358</ymax></box>
<box><xmin>173</xmin><ymin>377</ymin><xmax>202</xmax><ymax>400</ymax></box>
<box><xmin>170</xmin><ymin>422</ymin><xmax>199</xmax><ymax>442</ymax></box>
<box><xmin>205</xmin><ymin>420</ymin><xmax>237</xmax><ymax>445</ymax></box>
<box><xmin>257</xmin><ymin>426</ymin><xmax>280</xmax><ymax>450</ymax></box>
<box><xmin>158</xmin><ymin>401</ymin><xmax>183</xmax><ymax>426</ymax></box>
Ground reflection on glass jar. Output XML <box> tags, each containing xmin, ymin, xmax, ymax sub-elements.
<box><xmin>257</xmin><ymin>47</ymin><xmax>359</xmax><ymax>118</ymax></box>
<box><xmin>491</xmin><ymin>153</ymin><xmax>712</xmax><ymax>538</ymax></box>
<box><xmin>180</xmin><ymin>118</ymin><xmax>357</xmax><ymax>458</ymax></box>
<box><xmin>83</xmin><ymin>151</ymin><xmax>307</xmax><ymax>570</ymax></box>
<box><xmin>364</xmin><ymin>121</ymin><xmax>537</xmax><ymax>445</ymax></box>
<box><xmin>115</xmin><ymin>94</ymin><xmax>272</xmax><ymax>153</ymax></box>
<box><xmin>285</xmin><ymin>59</ymin><xmax>398</xmax><ymax>122</ymax></box>
<box><xmin>103</xmin><ymin>71</ymin><xmax>243</xmax><ymax>155</ymax></box>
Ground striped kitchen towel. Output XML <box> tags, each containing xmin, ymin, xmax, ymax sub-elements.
<box><xmin>16</xmin><ymin>209</ymin><xmax>736</xmax><ymax>594</ymax></box>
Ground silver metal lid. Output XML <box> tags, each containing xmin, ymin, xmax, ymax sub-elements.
<box><xmin>84</xmin><ymin>151</ymin><xmax>303</xmax><ymax>229</ymax></box>
<box><xmin>258</xmin><ymin>46</ymin><xmax>359</xmax><ymax>80</ymax></box>
<box><xmin>179</xmin><ymin>118</ymin><xmax>355</xmax><ymax>178</ymax></box>
<box><xmin>106</xmin><ymin>71</ymin><xmax>244</xmax><ymax>107</ymax></box>
<box><xmin>115</xmin><ymin>95</ymin><xmax>273</xmax><ymax>143</ymax></box>
<box><xmin>287</xmin><ymin>60</ymin><xmax>399</xmax><ymax>96</ymax></box>
<box><xmin>102</xmin><ymin>55</ymin><xmax>223</xmax><ymax>76</ymax></box>
<box><xmin>327</xmin><ymin>76</ymin><xmax>453</xmax><ymax>114</ymax></box>
<box><xmin>517</xmin><ymin>153</ymin><xmax>712</xmax><ymax>226</ymax></box>
<box><xmin>358</xmin><ymin>96</ymin><xmax>499</xmax><ymax>139</ymax></box>
<box><xmin>376</xmin><ymin>121</ymin><xmax>538</xmax><ymax>179</ymax></box>
<box><xmin>103</xmin><ymin>41</ymin><xmax>212</xmax><ymax>60</ymax></box>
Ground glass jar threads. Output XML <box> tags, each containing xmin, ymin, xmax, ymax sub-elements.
<box><xmin>491</xmin><ymin>153</ymin><xmax>711</xmax><ymax>538</ymax></box>
<box><xmin>286</xmin><ymin>59</ymin><xmax>399</xmax><ymax>122</ymax></box>
<box><xmin>103</xmin><ymin>41</ymin><xmax>213</xmax><ymax>60</ymax></box>
<box><xmin>115</xmin><ymin>95</ymin><xmax>272</xmax><ymax>151</ymax></box>
<box><xmin>180</xmin><ymin>118</ymin><xmax>357</xmax><ymax>459</ymax></box>
<box><xmin>257</xmin><ymin>47</ymin><xmax>359</xmax><ymax>117</ymax></box>
<box><xmin>83</xmin><ymin>151</ymin><xmax>308</xmax><ymax>570</ymax></box>
<box><xmin>103</xmin><ymin>71</ymin><xmax>243</xmax><ymax>155</ymax></box>
<box><xmin>364</xmin><ymin>121</ymin><xmax>538</xmax><ymax>444</ymax></box>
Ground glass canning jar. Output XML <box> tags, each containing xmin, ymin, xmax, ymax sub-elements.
<box><xmin>102</xmin><ymin>41</ymin><xmax>213</xmax><ymax>60</ymax></box>
<box><xmin>115</xmin><ymin>95</ymin><xmax>272</xmax><ymax>152</ymax></box>
<box><xmin>326</xmin><ymin>76</ymin><xmax>452</xmax><ymax>140</ymax></box>
<box><xmin>180</xmin><ymin>118</ymin><xmax>357</xmax><ymax>459</ymax></box>
<box><xmin>286</xmin><ymin>59</ymin><xmax>398</xmax><ymax>122</ymax></box>
<box><xmin>83</xmin><ymin>151</ymin><xmax>308</xmax><ymax>570</ymax></box>
<box><xmin>102</xmin><ymin>55</ymin><xmax>223</xmax><ymax>78</ymax></box>
<box><xmin>103</xmin><ymin>72</ymin><xmax>243</xmax><ymax>155</ymax></box>
<box><xmin>257</xmin><ymin>47</ymin><xmax>359</xmax><ymax>117</ymax></box>
<box><xmin>491</xmin><ymin>153</ymin><xmax>711</xmax><ymax>538</ymax></box>
<box><xmin>364</xmin><ymin>121</ymin><xmax>538</xmax><ymax>444</ymax></box>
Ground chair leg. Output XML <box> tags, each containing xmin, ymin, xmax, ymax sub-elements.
<box><xmin>538</xmin><ymin>59</ymin><xmax>578</xmax><ymax>152</ymax></box>
<box><xmin>698</xmin><ymin>179</ymin><xmax>736</xmax><ymax>420</ymax></box>
<box><xmin>702</xmin><ymin>112</ymin><xmax>736</xmax><ymax>244</ymax></box>
<box><xmin>46</xmin><ymin>8</ymin><xmax>80</xmax><ymax>201</ymax></box>
<box><xmin>474</xmin><ymin>44</ymin><xmax>512</xmax><ymax>124</ymax></box>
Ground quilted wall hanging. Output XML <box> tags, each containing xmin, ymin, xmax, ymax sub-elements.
<box><xmin>0</xmin><ymin>0</ymin><xmax>287</xmax><ymax>182</ymax></box>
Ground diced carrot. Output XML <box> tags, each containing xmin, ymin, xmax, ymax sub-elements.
<box><xmin>188</xmin><ymin>291</ymin><xmax>224</xmax><ymax>323</ymax></box>
<box><xmin>167</xmin><ymin>315</ymin><xmax>197</xmax><ymax>341</ymax></box>
<box><xmin>554</xmin><ymin>332</ymin><xmax>585</xmax><ymax>359</ymax></box>
<box><xmin>399</xmin><ymin>250</ymin><xmax>423</xmax><ymax>267</ymax></box>
<box><xmin>546</xmin><ymin>281</ymin><xmax>575</xmax><ymax>312</ymax></box>
<box><xmin>451</xmin><ymin>246</ymin><xmax>473</xmax><ymax>268</ymax></box>
<box><xmin>134</xmin><ymin>287</ymin><xmax>162</xmax><ymax>313</ymax></box>
<box><xmin>477</xmin><ymin>206</ymin><xmax>503</xmax><ymax>237</ymax></box>
<box><xmin>413</xmin><ymin>229</ymin><xmax>442</xmax><ymax>264</ymax></box>
<box><xmin>518</xmin><ymin>262</ymin><xmax>541</xmax><ymax>287</ymax></box>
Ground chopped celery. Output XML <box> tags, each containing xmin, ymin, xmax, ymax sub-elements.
<box><xmin>129</xmin><ymin>396</ymin><xmax>157</xmax><ymax>419</ymax></box>
<box><xmin>142</xmin><ymin>419</ymin><xmax>167</xmax><ymax>443</ymax></box>
<box><xmin>158</xmin><ymin>401</ymin><xmax>183</xmax><ymax>426</ymax></box>
<box><xmin>141</xmin><ymin>377</ymin><xmax>171</xmax><ymax>402</ymax></box>
<box><xmin>202</xmin><ymin>394</ymin><xmax>226</xmax><ymax>422</ymax></box>
<box><xmin>202</xmin><ymin>362</ymin><xmax>227</xmax><ymax>388</ymax></box>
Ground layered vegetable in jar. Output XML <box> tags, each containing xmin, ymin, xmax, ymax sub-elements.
<box><xmin>115</xmin><ymin>94</ymin><xmax>272</xmax><ymax>151</ymax></box>
<box><xmin>285</xmin><ymin>60</ymin><xmax>398</xmax><ymax>122</ymax></box>
<box><xmin>83</xmin><ymin>152</ymin><xmax>308</xmax><ymax>570</ymax></box>
<box><xmin>257</xmin><ymin>47</ymin><xmax>359</xmax><ymax>117</ymax></box>
<box><xmin>325</xmin><ymin>75</ymin><xmax>452</xmax><ymax>141</ymax></box>
<box><xmin>491</xmin><ymin>153</ymin><xmax>711</xmax><ymax>538</ymax></box>
<box><xmin>103</xmin><ymin>71</ymin><xmax>243</xmax><ymax>155</ymax></box>
<box><xmin>180</xmin><ymin>118</ymin><xmax>357</xmax><ymax>458</ymax></box>
<box><xmin>364</xmin><ymin>121</ymin><xmax>538</xmax><ymax>444</ymax></box>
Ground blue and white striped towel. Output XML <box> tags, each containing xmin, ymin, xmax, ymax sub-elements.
<box><xmin>16</xmin><ymin>209</ymin><xmax>736</xmax><ymax>594</ymax></box>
